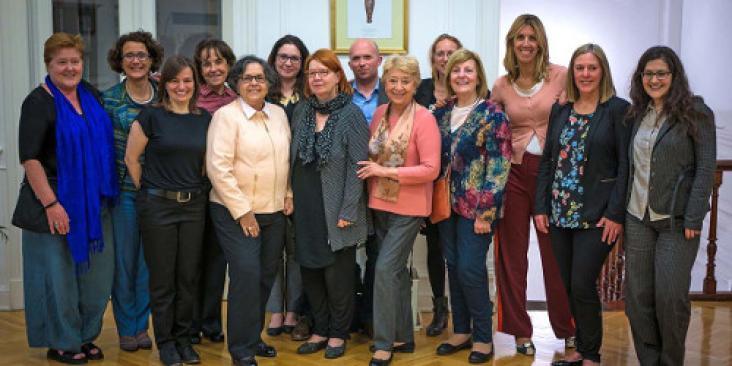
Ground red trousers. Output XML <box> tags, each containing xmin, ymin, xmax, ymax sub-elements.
<box><xmin>495</xmin><ymin>153</ymin><xmax>575</xmax><ymax>339</ymax></box>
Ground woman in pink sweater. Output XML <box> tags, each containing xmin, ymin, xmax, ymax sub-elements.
<box><xmin>491</xmin><ymin>14</ymin><xmax>576</xmax><ymax>356</ymax></box>
<box><xmin>357</xmin><ymin>55</ymin><xmax>440</xmax><ymax>366</ymax></box>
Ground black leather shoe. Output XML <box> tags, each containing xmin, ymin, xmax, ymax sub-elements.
<box><xmin>369</xmin><ymin>342</ymin><xmax>415</xmax><ymax>353</ymax></box>
<box><xmin>190</xmin><ymin>334</ymin><xmax>201</xmax><ymax>345</ymax></box>
<box><xmin>266</xmin><ymin>327</ymin><xmax>283</xmax><ymax>336</ymax></box>
<box><xmin>436</xmin><ymin>340</ymin><xmax>472</xmax><ymax>355</ymax></box>
<box><xmin>204</xmin><ymin>332</ymin><xmax>225</xmax><ymax>343</ymax></box>
<box><xmin>368</xmin><ymin>353</ymin><xmax>393</xmax><ymax>366</ymax></box>
<box><xmin>177</xmin><ymin>345</ymin><xmax>200</xmax><ymax>364</ymax></box>
<box><xmin>232</xmin><ymin>356</ymin><xmax>257</xmax><ymax>366</ymax></box>
<box><xmin>255</xmin><ymin>342</ymin><xmax>277</xmax><ymax>358</ymax></box>
<box><xmin>159</xmin><ymin>343</ymin><xmax>182</xmax><ymax>366</ymax></box>
<box><xmin>324</xmin><ymin>342</ymin><xmax>346</xmax><ymax>359</ymax></box>
<box><xmin>468</xmin><ymin>350</ymin><xmax>493</xmax><ymax>364</ymax></box>
<box><xmin>296</xmin><ymin>340</ymin><xmax>327</xmax><ymax>354</ymax></box>
<box><xmin>551</xmin><ymin>359</ymin><xmax>583</xmax><ymax>366</ymax></box>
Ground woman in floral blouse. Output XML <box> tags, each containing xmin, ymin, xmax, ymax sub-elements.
<box><xmin>534</xmin><ymin>44</ymin><xmax>630</xmax><ymax>366</ymax></box>
<box><xmin>433</xmin><ymin>48</ymin><xmax>511</xmax><ymax>364</ymax></box>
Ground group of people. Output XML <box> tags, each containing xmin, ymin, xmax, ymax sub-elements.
<box><xmin>13</xmin><ymin>12</ymin><xmax>714</xmax><ymax>366</ymax></box>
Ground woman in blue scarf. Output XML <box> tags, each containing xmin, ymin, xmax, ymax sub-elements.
<box><xmin>13</xmin><ymin>32</ymin><xmax>119</xmax><ymax>365</ymax></box>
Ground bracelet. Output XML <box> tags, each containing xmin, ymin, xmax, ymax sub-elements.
<box><xmin>43</xmin><ymin>199</ymin><xmax>58</xmax><ymax>209</ymax></box>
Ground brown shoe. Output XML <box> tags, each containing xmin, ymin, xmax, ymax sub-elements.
<box><xmin>119</xmin><ymin>336</ymin><xmax>138</xmax><ymax>352</ymax></box>
<box><xmin>290</xmin><ymin>319</ymin><xmax>311</xmax><ymax>341</ymax></box>
<box><xmin>135</xmin><ymin>332</ymin><xmax>153</xmax><ymax>350</ymax></box>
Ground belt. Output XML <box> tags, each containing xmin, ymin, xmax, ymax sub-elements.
<box><xmin>144</xmin><ymin>188</ymin><xmax>203</xmax><ymax>203</ymax></box>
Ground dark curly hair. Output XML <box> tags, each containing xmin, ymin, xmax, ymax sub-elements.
<box><xmin>628</xmin><ymin>46</ymin><xmax>706</xmax><ymax>139</ymax></box>
<box><xmin>107</xmin><ymin>30</ymin><xmax>164</xmax><ymax>74</ymax></box>
<box><xmin>227</xmin><ymin>55</ymin><xmax>278</xmax><ymax>96</ymax></box>
<box><xmin>266</xmin><ymin>35</ymin><xmax>310</xmax><ymax>102</ymax></box>
<box><xmin>193</xmin><ymin>38</ymin><xmax>236</xmax><ymax>85</ymax></box>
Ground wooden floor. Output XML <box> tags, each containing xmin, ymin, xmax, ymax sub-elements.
<box><xmin>0</xmin><ymin>302</ymin><xmax>729</xmax><ymax>365</ymax></box>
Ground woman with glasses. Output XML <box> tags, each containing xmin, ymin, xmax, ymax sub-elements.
<box><xmin>490</xmin><ymin>14</ymin><xmax>575</xmax><ymax>356</ymax></box>
<box><xmin>264</xmin><ymin>35</ymin><xmax>311</xmax><ymax>341</ymax></box>
<box><xmin>103</xmin><ymin>30</ymin><xmax>163</xmax><ymax>353</ymax></box>
<box><xmin>125</xmin><ymin>55</ymin><xmax>211</xmax><ymax>366</ymax></box>
<box><xmin>291</xmin><ymin>49</ymin><xmax>369</xmax><ymax>359</ymax></box>
<box><xmin>534</xmin><ymin>44</ymin><xmax>630</xmax><ymax>366</ymax></box>
<box><xmin>206</xmin><ymin>55</ymin><xmax>292</xmax><ymax>366</ymax></box>
<box><xmin>413</xmin><ymin>33</ymin><xmax>463</xmax><ymax>337</ymax></box>
<box><xmin>624</xmin><ymin>46</ymin><xmax>715</xmax><ymax>366</ymax></box>
<box><xmin>189</xmin><ymin>38</ymin><xmax>237</xmax><ymax>346</ymax></box>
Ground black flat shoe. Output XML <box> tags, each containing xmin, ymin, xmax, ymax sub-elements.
<box><xmin>190</xmin><ymin>334</ymin><xmax>201</xmax><ymax>345</ymax></box>
<box><xmin>551</xmin><ymin>359</ymin><xmax>583</xmax><ymax>366</ymax></box>
<box><xmin>369</xmin><ymin>342</ymin><xmax>415</xmax><ymax>353</ymax></box>
<box><xmin>233</xmin><ymin>356</ymin><xmax>257</xmax><ymax>366</ymax></box>
<box><xmin>159</xmin><ymin>343</ymin><xmax>182</xmax><ymax>366</ymax></box>
<box><xmin>266</xmin><ymin>326</ymin><xmax>284</xmax><ymax>336</ymax></box>
<box><xmin>283</xmin><ymin>324</ymin><xmax>296</xmax><ymax>334</ymax></box>
<box><xmin>436</xmin><ymin>340</ymin><xmax>472</xmax><ymax>355</ymax></box>
<box><xmin>47</xmin><ymin>349</ymin><xmax>88</xmax><ymax>365</ymax></box>
<box><xmin>296</xmin><ymin>340</ymin><xmax>327</xmax><ymax>354</ymax></box>
<box><xmin>324</xmin><ymin>342</ymin><xmax>346</xmax><ymax>359</ymax></box>
<box><xmin>177</xmin><ymin>345</ymin><xmax>200</xmax><ymax>364</ymax></box>
<box><xmin>80</xmin><ymin>343</ymin><xmax>104</xmax><ymax>360</ymax></box>
<box><xmin>204</xmin><ymin>332</ymin><xmax>225</xmax><ymax>343</ymax></box>
<box><xmin>255</xmin><ymin>342</ymin><xmax>277</xmax><ymax>358</ymax></box>
<box><xmin>368</xmin><ymin>353</ymin><xmax>393</xmax><ymax>366</ymax></box>
<box><xmin>468</xmin><ymin>350</ymin><xmax>494</xmax><ymax>364</ymax></box>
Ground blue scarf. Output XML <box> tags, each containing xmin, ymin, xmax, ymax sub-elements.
<box><xmin>46</xmin><ymin>76</ymin><xmax>119</xmax><ymax>270</ymax></box>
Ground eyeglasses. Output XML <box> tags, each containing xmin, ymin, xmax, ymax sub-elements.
<box><xmin>240</xmin><ymin>75</ymin><xmax>266</xmax><ymax>84</ymax></box>
<box><xmin>123</xmin><ymin>52</ymin><xmax>149</xmax><ymax>61</ymax></box>
<box><xmin>277</xmin><ymin>54</ymin><xmax>302</xmax><ymax>64</ymax></box>
<box><xmin>641</xmin><ymin>70</ymin><xmax>672</xmax><ymax>80</ymax></box>
<box><xmin>306</xmin><ymin>69</ymin><xmax>331</xmax><ymax>79</ymax></box>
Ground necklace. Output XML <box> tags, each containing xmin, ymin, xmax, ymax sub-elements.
<box><xmin>127</xmin><ymin>80</ymin><xmax>154</xmax><ymax>105</ymax></box>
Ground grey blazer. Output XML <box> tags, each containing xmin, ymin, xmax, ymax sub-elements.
<box><xmin>627</xmin><ymin>97</ymin><xmax>716</xmax><ymax>230</ymax></box>
<box><xmin>290</xmin><ymin>101</ymin><xmax>370</xmax><ymax>251</ymax></box>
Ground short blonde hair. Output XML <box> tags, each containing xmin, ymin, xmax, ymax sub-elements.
<box><xmin>503</xmin><ymin>14</ymin><xmax>549</xmax><ymax>83</ymax></box>
<box><xmin>381</xmin><ymin>55</ymin><xmax>420</xmax><ymax>85</ymax></box>
<box><xmin>44</xmin><ymin>32</ymin><xmax>84</xmax><ymax>65</ymax></box>
<box><xmin>445</xmin><ymin>49</ymin><xmax>489</xmax><ymax>99</ymax></box>
<box><xmin>566</xmin><ymin>43</ymin><xmax>616</xmax><ymax>104</ymax></box>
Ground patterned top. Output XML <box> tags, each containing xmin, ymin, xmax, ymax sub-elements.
<box><xmin>435</xmin><ymin>99</ymin><xmax>512</xmax><ymax>224</ymax></box>
<box><xmin>197</xmin><ymin>84</ymin><xmax>238</xmax><ymax>115</ymax></box>
<box><xmin>102</xmin><ymin>79</ymin><xmax>157</xmax><ymax>192</ymax></box>
<box><xmin>550</xmin><ymin>110</ymin><xmax>592</xmax><ymax>228</ymax></box>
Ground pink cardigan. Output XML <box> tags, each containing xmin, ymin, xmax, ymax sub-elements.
<box><xmin>367</xmin><ymin>104</ymin><xmax>441</xmax><ymax>217</ymax></box>
<box><xmin>490</xmin><ymin>64</ymin><xmax>567</xmax><ymax>164</ymax></box>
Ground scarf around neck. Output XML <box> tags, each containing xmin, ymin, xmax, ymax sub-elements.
<box><xmin>297</xmin><ymin>92</ymin><xmax>351</xmax><ymax>168</ymax></box>
<box><xmin>47</xmin><ymin>76</ymin><xmax>119</xmax><ymax>270</ymax></box>
<box><xmin>368</xmin><ymin>101</ymin><xmax>417</xmax><ymax>202</ymax></box>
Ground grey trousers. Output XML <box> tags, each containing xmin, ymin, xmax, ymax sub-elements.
<box><xmin>624</xmin><ymin>213</ymin><xmax>701</xmax><ymax>366</ymax></box>
<box><xmin>372</xmin><ymin>210</ymin><xmax>422</xmax><ymax>351</ymax></box>
<box><xmin>266</xmin><ymin>219</ymin><xmax>303</xmax><ymax>313</ymax></box>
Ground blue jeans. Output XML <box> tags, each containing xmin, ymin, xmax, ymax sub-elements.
<box><xmin>22</xmin><ymin>210</ymin><xmax>114</xmax><ymax>352</ymax></box>
<box><xmin>438</xmin><ymin>212</ymin><xmax>494</xmax><ymax>343</ymax></box>
<box><xmin>110</xmin><ymin>190</ymin><xmax>150</xmax><ymax>337</ymax></box>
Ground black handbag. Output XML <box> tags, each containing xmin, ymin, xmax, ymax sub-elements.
<box><xmin>11</xmin><ymin>179</ymin><xmax>56</xmax><ymax>233</ymax></box>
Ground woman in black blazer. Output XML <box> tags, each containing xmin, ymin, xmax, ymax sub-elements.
<box><xmin>623</xmin><ymin>46</ymin><xmax>715</xmax><ymax>366</ymax></box>
<box><xmin>534</xmin><ymin>44</ymin><xmax>630</xmax><ymax>366</ymax></box>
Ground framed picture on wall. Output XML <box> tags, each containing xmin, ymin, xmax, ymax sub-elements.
<box><xmin>330</xmin><ymin>0</ymin><xmax>409</xmax><ymax>54</ymax></box>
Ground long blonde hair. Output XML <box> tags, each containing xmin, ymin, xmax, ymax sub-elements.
<box><xmin>503</xmin><ymin>14</ymin><xmax>549</xmax><ymax>83</ymax></box>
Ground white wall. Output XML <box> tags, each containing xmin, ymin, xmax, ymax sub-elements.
<box><xmin>681</xmin><ymin>0</ymin><xmax>732</xmax><ymax>293</ymax></box>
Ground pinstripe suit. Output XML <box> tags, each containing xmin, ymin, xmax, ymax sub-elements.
<box><xmin>624</xmin><ymin>97</ymin><xmax>715</xmax><ymax>366</ymax></box>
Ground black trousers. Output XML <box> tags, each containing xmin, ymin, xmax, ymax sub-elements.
<box><xmin>191</xmin><ymin>203</ymin><xmax>227</xmax><ymax>336</ymax></box>
<box><xmin>209</xmin><ymin>203</ymin><xmax>285</xmax><ymax>359</ymax></box>
<box><xmin>549</xmin><ymin>226</ymin><xmax>612</xmax><ymax>363</ymax></box>
<box><xmin>423</xmin><ymin>222</ymin><xmax>446</xmax><ymax>298</ymax></box>
<box><xmin>301</xmin><ymin>246</ymin><xmax>356</xmax><ymax>340</ymax></box>
<box><xmin>137</xmin><ymin>191</ymin><xmax>206</xmax><ymax>348</ymax></box>
<box><xmin>362</xmin><ymin>234</ymin><xmax>378</xmax><ymax>323</ymax></box>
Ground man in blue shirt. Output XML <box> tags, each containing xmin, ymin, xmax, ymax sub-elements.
<box><xmin>348</xmin><ymin>39</ymin><xmax>387</xmax><ymax>125</ymax></box>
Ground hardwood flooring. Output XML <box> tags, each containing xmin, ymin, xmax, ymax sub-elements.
<box><xmin>0</xmin><ymin>302</ymin><xmax>729</xmax><ymax>365</ymax></box>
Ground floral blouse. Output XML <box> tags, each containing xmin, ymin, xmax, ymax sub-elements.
<box><xmin>550</xmin><ymin>110</ymin><xmax>593</xmax><ymax>228</ymax></box>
